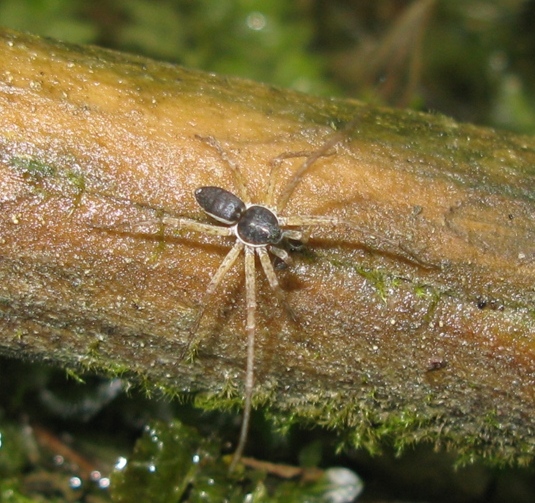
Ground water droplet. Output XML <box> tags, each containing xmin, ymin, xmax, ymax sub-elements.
<box><xmin>69</xmin><ymin>476</ymin><xmax>82</xmax><ymax>489</ymax></box>
<box><xmin>90</xmin><ymin>470</ymin><xmax>101</xmax><ymax>482</ymax></box>
<box><xmin>114</xmin><ymin>456</ymin><xmax>128</xmax><ymax>470</ymax></box>
<box><xmin>246</xmin><ymin>12</ymin><xmax>267</xmax><ymax>31</ymax></box>
<box><xmin>99</xmin><ymin>477</ymin><xmax>110</xmax><ymax>489</ymax></box>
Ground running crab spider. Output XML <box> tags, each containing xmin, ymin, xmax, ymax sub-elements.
<box><xmin>135</xmin><ymin>123</ymin><xmax>356</xmax><ymax>471</ymax></box>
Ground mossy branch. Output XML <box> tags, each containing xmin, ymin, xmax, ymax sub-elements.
<box><xmin>0</xmin><ymin>28</ymin><xmax>534</xmax><ymax>465</ymax></box>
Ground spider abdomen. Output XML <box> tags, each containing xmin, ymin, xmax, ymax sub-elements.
<box><xmin>195</xmin><ymin>186</ymin><xmax>246</xmax><ymax>224</ymax></box>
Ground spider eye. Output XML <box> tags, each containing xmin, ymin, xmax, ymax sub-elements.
<box><xmin>195</xmin><ymin>186</ymin><xmax>246</xmax><ymax>224</ymax></box>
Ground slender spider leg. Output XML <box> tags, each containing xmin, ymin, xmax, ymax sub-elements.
<box><xmin>278</xmin><ymin>215</ymin><xmax>349</xmax><ymax>228</ymax></box>
<box><xmin>276</xmin><ymin>135</ymin><xmax>348</xmax><ymax>213</ymax></box>
<box><xmin>265</xmin><ymin>151</ymin><xmax>309</xmax><ymax>208</ymax></box>
<box><xmin>257</xmin><ymin>247</ymin><xmax>297</xmax><ymax>322</ymax></box>
<box><xmin>106</xmin><ymin>216</ymin><xmax>234</xmax><ymax>238</ymax></box>
<box><xmin>276</xmin><ymin>116</ymin><xmax>364</xmax><ymax>214</ymax></box>
<box><xmin>281</xmin><ymin>229</ymin><xmax>304</xmax><ymax>241</ymax></box>
<box><xmin>196</xmin><ymin>135</ymin><xmax>251</xmax><ymax>204</ymax></box>
<box><xmin>265</xmin><ymin>154</ymin><xmax>283</xmax><ymax>209</ymax></box>
<box><xmin>229</xmin><ymin>245</ymin><xmax>256</xmax><ymax>472</ymax></box>
<box><xmin>269</xmin><ymin>245</ymin><xmax>293</xmax><ymax>265</ymax></box>
<box><xmin>266</xmin><ymin>150</ymin><xmax>339</xmax><ymax>208</ymax></box>
<box><xmin>279</xmin><ymin>214</ymin><xmax>384</xmax><ymax>253</ymax></box>
<box><xmin>160</xmin><ymin>216</ymin><xmax>234</xmax><ymax>237</ymax></box>
<box><xmin>281</xmin><ymin>215</ymin><xmax>428</xmax><ymax>266</ymax></box>
<box><xmin>181</xmin><ymin>240</ymin><xmax>244</xmax><ymax>359</ymax></box>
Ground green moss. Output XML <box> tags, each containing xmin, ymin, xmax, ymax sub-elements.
<box><xmin>10</xmin><ymin>156</ymin><xmax>56</xmax><ymax>178</ymax></box>
<box><xmin>194</xmin><ymin>388</ymin><xmax>244</xmax><ymax>414</ymax></box>
<box><xmin>328</xmin><ymin>255</ymin><xmax>401</xmax><ymax>302</ymax></box>
<box><xmin>414</xmin><ymin>283</ymin><xmax>442</xmax><ymax>322</ymax></box>
<box><xmin>65</xmin><ymin>169</ymin><xmax>87</xmax><ymax>211</ymax></box>
<box><xmin>8</xmin><ymin>155</ymin><xmax>91</xmax><ymax>213</ymax></box>
<box><xmin>65</xmin><ymin>367</ymin><xmax>85</xmax><ymax>383</ymax></box>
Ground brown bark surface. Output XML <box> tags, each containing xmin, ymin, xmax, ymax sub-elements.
<box><xmin>0</xmin><ymin>28</ymin><xmax>534</xmax><ymax>464</ymax></box>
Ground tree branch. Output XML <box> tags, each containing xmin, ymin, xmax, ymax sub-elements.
<box><xmin>0</xmin><ymin>27</ymin><xmax>534</xmax><ymax>464</ymax></box>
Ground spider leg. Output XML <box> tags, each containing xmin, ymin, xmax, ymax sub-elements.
<box><xmin>257</xmin><ymin>247</ymin><xmax>298</xmax><ymax>322</ymax></box>
<box><xmin>278</xmin><ymin>215</ymin><xmax>346</xmax><ymax>228</ymax></box>
<box><xmin>266</xmin><ymin>150</ymin><xmax>313</xmax><ymax>208</ymax></box>
<box><xmin>195</xmin><ymin>135</ymin><xmax>251</xmax><ymax>204</ymax></box>
<box><xmin>281</xmin><ymin>214</ymin><xmax>404</xmax><ymax>250</ymax></box>
<box><xmin>280</xmin><ymin>215</ymin><xmax>429</xmax><ymax>267</ymax></box>
<box><xmin>161</xmin><ymin>216</ymin><xmax>234</xmax><ymax>237</ymax></box>
<box><xmin>180</xmin><ymin>240</ymin><xmax>244</xmax><ymax>360</ymax></box>
<box><xmin>229</xmin><ymin>245</ymin><xmax>256</xmax><ymax>472</ymax></box>
<box><xmin>276</xmin><ymin>115</ymin><xmax>363</xmax><ymax>214</ymax></box>
<box><xmin>269</xmin><ymin>245</ymin><xmax>293</xmax><ymax>266</ymax></box>
<box><xmin>276</xmin><ymin>135</ymin><xmax>348</xmax><ymax>214</ymax></box>
<box><xmin>280</xmin><ymin>228</ymin><xmax>304</xmax><ymax>241</ymax></box>
<box><xmin>101</xmin><ymin>216</ymin><xmax>235</xmax><ymax>238</ymax></box>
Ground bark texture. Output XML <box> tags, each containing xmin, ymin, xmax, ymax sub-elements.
<box><xmin>0</xmin><ymin>28</ymin><xmax>534</xmax><ymax>464</ymax></box>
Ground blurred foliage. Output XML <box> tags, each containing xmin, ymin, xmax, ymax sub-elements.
<box><xmin>2</xmin><ymin>0</ymin><xmax>535</xmax><ymax>501</ymax></box>
<box><xmin>114</xmin><ymin>0</ymin><xmax>339</xmax><ymax>95</ymax></box>
<box><xmin>111</xmin><ymin>420</ymin><xmax>363</xmax><ymax>502</ymax></box>
<box><xmin>0</xmin><ymin>0</ymin><xmax>97</xmax><ymax>44</ymax></box>
<box><xmin>2</xmin><ymin>0</ymin><xmax>535</xmax><ymax>131</ymax></box>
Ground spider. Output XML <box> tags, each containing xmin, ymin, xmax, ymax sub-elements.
<box><xmin>128</xmin><ymin>119</ymin><xmax>389</xmax><ymax>471</ymax></box>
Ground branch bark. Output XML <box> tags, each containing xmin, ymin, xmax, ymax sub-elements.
<box><xmin>0</xmin><ymin>28</ymin><xmax>534</xmax><ymax>464</ymax></box>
